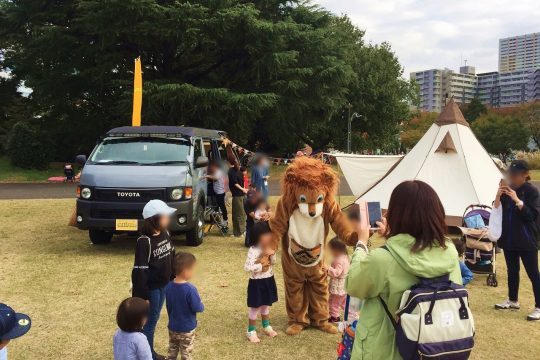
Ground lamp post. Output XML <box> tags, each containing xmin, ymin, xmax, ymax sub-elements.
<box><xmin>347</xmin><ymin>105</ymin><xmax>362</xmax><ymax>153</ymax></box>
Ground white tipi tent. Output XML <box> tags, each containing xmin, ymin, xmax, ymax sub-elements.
<box><xmin>359</xmin><ymin>99</ymin><xmax>503</xmax><ymax>225</ymax></box>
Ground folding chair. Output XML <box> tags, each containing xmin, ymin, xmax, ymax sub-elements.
<box><xmin>203</xmin><ymin>194</ymin><xmax>229</xmax><ymax>236</ymax></box>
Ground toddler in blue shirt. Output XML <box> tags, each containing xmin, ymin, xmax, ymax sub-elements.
<box><xmin>453</xmin><ymin>238</ymin><xmax>474</xmax><ymax>286</ymax></box>
<box><xmin>165</xmin><ymin>252</ymin><xmax>204</xmax><ymax>360</ymax></box>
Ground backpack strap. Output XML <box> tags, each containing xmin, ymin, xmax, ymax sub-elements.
<box><xmin>378</xmin><ymin>245</ymin><xmax>398</xmax><ymax>330</ymax></box>
<box><xmin>343</xmin><ymin>295</ymin><xmax>351</xmax><ymax>321</ymax></box>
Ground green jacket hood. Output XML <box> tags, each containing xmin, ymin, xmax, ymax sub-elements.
<box><xmin>385</xmin><ymin>233</ymin><xmax>458</xmax><ymax>278</ymax></box>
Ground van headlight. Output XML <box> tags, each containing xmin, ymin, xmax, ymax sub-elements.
<box><xmin>170</xmin><ymin>188</ymin><xmax>183</xmax><ymax>200</ymax></box>
<box><xmin>81</xmin><ymin>187</ymin><xmax>92</xmax><ymax>199</ymax></box>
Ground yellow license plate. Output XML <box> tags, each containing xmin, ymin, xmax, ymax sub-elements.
<box><xmin>116</xmin><ymin>219</ymin><xmax>138</xmax><ymax>231</ymax></box>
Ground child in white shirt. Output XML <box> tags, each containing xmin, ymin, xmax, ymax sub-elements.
<box><xmin>244</xmin><ymin>222</ymin><xmax>278</xmax><ymax>342</ymax></box>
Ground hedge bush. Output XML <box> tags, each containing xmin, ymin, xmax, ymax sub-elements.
<box><xmin>5</xmin><ymin>121</ymin><xmax>53</xmax><ymax>170</ymax></box>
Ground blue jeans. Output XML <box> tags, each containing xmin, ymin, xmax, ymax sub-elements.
<box><xmin>262</xmin><ymin>185</ymin><xmax>268</xmax><ymax>200</ymax></box>
<box><xmin>143</xmin><ymin>287</ymin><xmax>166</xmax><ymax>358</ymax></box>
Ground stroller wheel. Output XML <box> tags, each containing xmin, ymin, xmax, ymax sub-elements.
<box><xmin>487</xmin><ymin>274</ymin><xmax>498</xmax><ymax>287</ymax></box>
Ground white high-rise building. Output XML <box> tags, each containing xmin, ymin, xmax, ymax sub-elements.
<box><xmin>411</xmin><ymin>67</ymin><xmax>477</xmax><ymax>112</ymax></box>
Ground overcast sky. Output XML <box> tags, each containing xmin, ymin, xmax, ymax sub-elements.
<box><xmin>318</xmin><ymin>0</ymin><xmax>540</xmax><ymax>77</ymax></box>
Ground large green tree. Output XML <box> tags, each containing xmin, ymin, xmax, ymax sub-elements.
<box><xmin>0</xmin><ymin>0</ymin><xmax>414</xmax><ymax>160</ymax></box>
<box><xmin>400</xmin><ymin>111</ymin><xmax>438</xmax><ymax>149</ymax></box>
<box><xmin>460</xmin><ymin>97</ymin><xmax>487</xmax><ymax>123</ymax></box>
<box><xmin>472</xmin><ymin>113</ymin><xmax>530</xmax><ymax>159</ymax></box>
<box><xmin>517</xmin><ymin>102</ymin><xmax>540</xmax><ymax>148</ymax></box>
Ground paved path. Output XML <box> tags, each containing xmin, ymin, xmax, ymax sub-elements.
<box><xmin>1</xmin><ymin>181</ymin><xmax>538</xmax><ymax>201</ymax></box>
<box><xmin>0</xmin><ymin>180</ymin><xmax>354</xmax><ymax>200</ymax></box>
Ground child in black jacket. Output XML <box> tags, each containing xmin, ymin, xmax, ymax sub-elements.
<box><xmin>132</xmin><ymin>200</ymin><xmax>176</xmax><ymax>359</ymax></box>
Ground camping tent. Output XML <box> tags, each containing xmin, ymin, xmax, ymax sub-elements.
<box><xmin>350</xmin><ymin>99</ymin><xmax>503</xmax><ymax>225</ymax></box>
<box><xmin>331</xmin><ymin>154</ymin><xmax>403</xmax><ymax>196</ymax></box>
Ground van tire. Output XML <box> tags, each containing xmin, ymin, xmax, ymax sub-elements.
<box><xmin>186</xmin><ymin>204</ymin><xmax>204</xmax><ymax>247</ymax></box>
<box><xmin>89</xmin><ymin>229</ymin><xmax>113</xmax><ymax>245</ymax></box>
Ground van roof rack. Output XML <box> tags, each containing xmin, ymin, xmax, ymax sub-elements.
<box><xmin>106</xmin><ymin>126</ymin><xmax>226</xmax><ymax>139</ymax></box>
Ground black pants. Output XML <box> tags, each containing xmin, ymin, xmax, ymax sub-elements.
<box><xmin>504</xmin><ymin>250</ymin><xmax>540</xmax><ymax>308</ymax></box>
<box><xmin>215</xmin><ymin>193</ymin><xmax>228</xmax><ymax>221</ymax></box>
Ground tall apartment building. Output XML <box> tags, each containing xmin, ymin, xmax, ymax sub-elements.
<box><xmin>476</xmin><ymin>69</ymin><xmax>540</xmax><ymax>108</ymax></box>
<box><xmin>410</xmin><ymin>69</ymin><xmax>443</xmax><ymax>111</ymax></box>
<box><xmin>476</xmin><ymin>72</ymin><xmax>500</xmax><ymax>107</ymax></box>
<box><xmin>499</xmin><ymin>32</ymin><xmax>540</xmax><ymax>72</ymax></box>
<box><xmin>529</xmin><ymin>69</ymin><xmax>540</xmax><ymax>100</ymax></box>
<box><xmin>411</xmin><ymin>66</ymin><xmax>477</xmax><ymax>112</ymax></box>
<box><xmin>443</xmin><ymin>66</ymin><xmax>478</xmax><ymax>105</ymax></box>
<box><xmin>413</xmin><ymin>32</ymin><xmax>540</xmax><ymax>111</ymax></box>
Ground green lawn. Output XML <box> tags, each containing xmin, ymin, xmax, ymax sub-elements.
<box><xmin>0</xmin><ymin>157</ymin><xmax>65</xmax><ymax>183</ymax></box>
<box><xmin>1</xmin><ymin>197</ymin><xmax>540</xmax><ymax>359</ymax></box>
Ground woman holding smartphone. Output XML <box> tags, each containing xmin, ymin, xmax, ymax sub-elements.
<box><xmin>346</xmin><ymin>180</ymin><xmax>461</xmax><ymax>360</ymax></box>
<box><xmin>494</xmin><ymin>160</ymin><xmax>540</xmax><ymax>321</ymax></box>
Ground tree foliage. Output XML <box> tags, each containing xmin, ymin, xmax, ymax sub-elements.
<box><xmin>400</xmin><ymin>111</ymin><xmax>437</xmax><ymax>149</ymax></box>
<box><xmin>460</xmin><ymin>97</ymin><xmax>487</xmax><ymax>123</ymax></box>
<box><xmin>5</xmin><ymin>122</ymin><xmax>53</xmax><ymax>169</ymax></box>
<box><xmin>0</xmin><ymin>0</ymin><xmax>415</xmax><ymax>160</ymax></box>
<box><xmin>516</xmin><ymin>102</ymin><xmax>540</xmax><ymax>148</ymax></box>
<box><xmin>472</xmin><ymin>113</ymin><xmax>530</xmax><ymax>157</ymax></box>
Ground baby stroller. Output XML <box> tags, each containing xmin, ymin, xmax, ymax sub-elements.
<box><xmin>458</xmin><ymin>204</ymin><xmax>498</xmax><ymax>287</ymax></box>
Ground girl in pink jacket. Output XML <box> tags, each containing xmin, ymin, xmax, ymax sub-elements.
<box><xmin>326</xmin><ymin>238</ymin><xmax>355</xmax><ymax>322</ymax></box>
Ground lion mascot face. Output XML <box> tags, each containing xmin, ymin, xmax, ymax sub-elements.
<box><xmin>280</xmin><ymin>157</ymin><xmax>339</xmax><ymax>219</ymax></box>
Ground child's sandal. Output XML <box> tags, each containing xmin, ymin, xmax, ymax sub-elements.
<box><xmin>263</xmin><ymin>326</ymin><xmax>278</xmax><ymax>338</ymax></box>
<box><xmin>247</xmin><ymin>330</ymin><xmax>261</xmax><ymax>343</ymax></box>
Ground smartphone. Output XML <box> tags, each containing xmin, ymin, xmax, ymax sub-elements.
<box><xmin>355</xmin><ymin>200</ymin><xmax>382</xmax><ymax>230</ymax></box>
<box><xmin>367</xmin><ymin>202</ymin><xmax>382</xmax><ymax>229</ymax></box>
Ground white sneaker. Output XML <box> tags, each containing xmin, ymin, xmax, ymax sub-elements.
<box><xmin>527</xmin><ymin>308</ymin><xmax>540</xmax><ymax>321</ymax></box>
<box><xmin>495</xmin><ymin>299</ymin><xmax>520</xmax><ymax>310</ymax></box>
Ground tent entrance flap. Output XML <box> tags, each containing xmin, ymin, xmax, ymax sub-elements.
<box><xmin>435</xmin><ymin>131</ymin><xmax>456</xmax><ymax>153</ymax></box>
<box><xmin>329</xmin><ymin>154</ymin><xmax>403</xmax><ymax>197</ymax></box>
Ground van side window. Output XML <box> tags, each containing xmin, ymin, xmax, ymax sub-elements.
<box><xmin>218</xmin><ymin>141</ymin><xmax>227</xmax><ymax>162</ymax></box>
<box><xmin>194</xmin><ymin>139</ymin><xmax>203</xmax><ymax>157</ymax></box>
<box><xmin>204</xmin><ymin>140</ymin><xmax>214</xmax><ymax>161</ymax></box>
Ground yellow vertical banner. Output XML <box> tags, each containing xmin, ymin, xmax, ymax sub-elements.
<box><xmin>132</xmin><ymin>57</ymin><xmax>142</xmax><ymax>126</ymax></box>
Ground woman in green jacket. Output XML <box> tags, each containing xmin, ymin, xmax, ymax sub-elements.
<box><xmin>346</xmin><ymin>180</ymin><xmax>462</xmax><ymax>360</ymax></box>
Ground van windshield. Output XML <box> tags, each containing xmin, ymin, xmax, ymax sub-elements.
<box><xmin>89</xmin><ymin>137</ymin><xmax>190</xmax><ymax>165</ymax></box>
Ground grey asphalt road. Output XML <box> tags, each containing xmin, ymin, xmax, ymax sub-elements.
<box><xmin>3</xmin><ymin>180</ymin><xmax>536</xmax><ymax>201</ymax></box>
<box><xmin>0</xmin><ymin>179</ymin><xmax>354</xmax><ymax>200</ymax></box>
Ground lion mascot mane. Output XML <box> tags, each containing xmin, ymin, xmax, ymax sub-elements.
<box><xmin>269</xmin><ymin>157</ymin><xmax>358</xmax><ymax>335</ymax></box>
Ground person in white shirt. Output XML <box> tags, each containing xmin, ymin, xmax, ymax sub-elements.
<box><xmin>206</xmin><ymin>162</ymin><xmax>228</xmax><ymax>225</ymax></box>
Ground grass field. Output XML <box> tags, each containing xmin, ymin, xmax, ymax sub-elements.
<box><xmin>0</xmin><ymin>157</ymin><xmax>65</xmax><ymax>183</ymax></box>
<box><xmin>1</xmin><ymin>198</ymin><xmax>540</xmax><ymax>359</ymax></box>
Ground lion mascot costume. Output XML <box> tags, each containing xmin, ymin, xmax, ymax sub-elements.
<box><xmin>269</xmin><ymin>157</ymin><xmax>358</xmax><ymax>335</ymax></box>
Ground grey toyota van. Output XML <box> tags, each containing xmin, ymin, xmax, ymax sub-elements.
<box><xmin>75</xmin><ymin>126</ymin><xmax>227</xmax><ymax>246</ymax></box>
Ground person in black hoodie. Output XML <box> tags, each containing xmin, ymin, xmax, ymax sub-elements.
<box><xmin>132</xmin><ymin>200</ymin><xmax>176</xmax><ymax>359</ymax></box>
<box><xmin>494</xmin><ymin>160</ymin><xmax>540</xmax><ymax>321</ymax></box>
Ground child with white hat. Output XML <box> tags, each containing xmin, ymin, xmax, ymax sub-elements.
<box><xmin>132</xmin><ymin>200</ymin><xmax>177</xmax><ymax>360</ymax></box>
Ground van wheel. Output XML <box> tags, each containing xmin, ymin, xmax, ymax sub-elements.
<box><xmin>186</xmin><ymin>204</ymin><xmax>204</xmax><ymax>247</ymax></box>
<box><xmin>89</xmin><ymin>229</ymin><xmax>113</xmax><ymax>245</ymax></box>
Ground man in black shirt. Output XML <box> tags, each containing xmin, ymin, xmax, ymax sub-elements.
<box><xmin>228</xmin><ymin>161</ymin><xmax>248</xmax><ymax>237</ymax></box>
